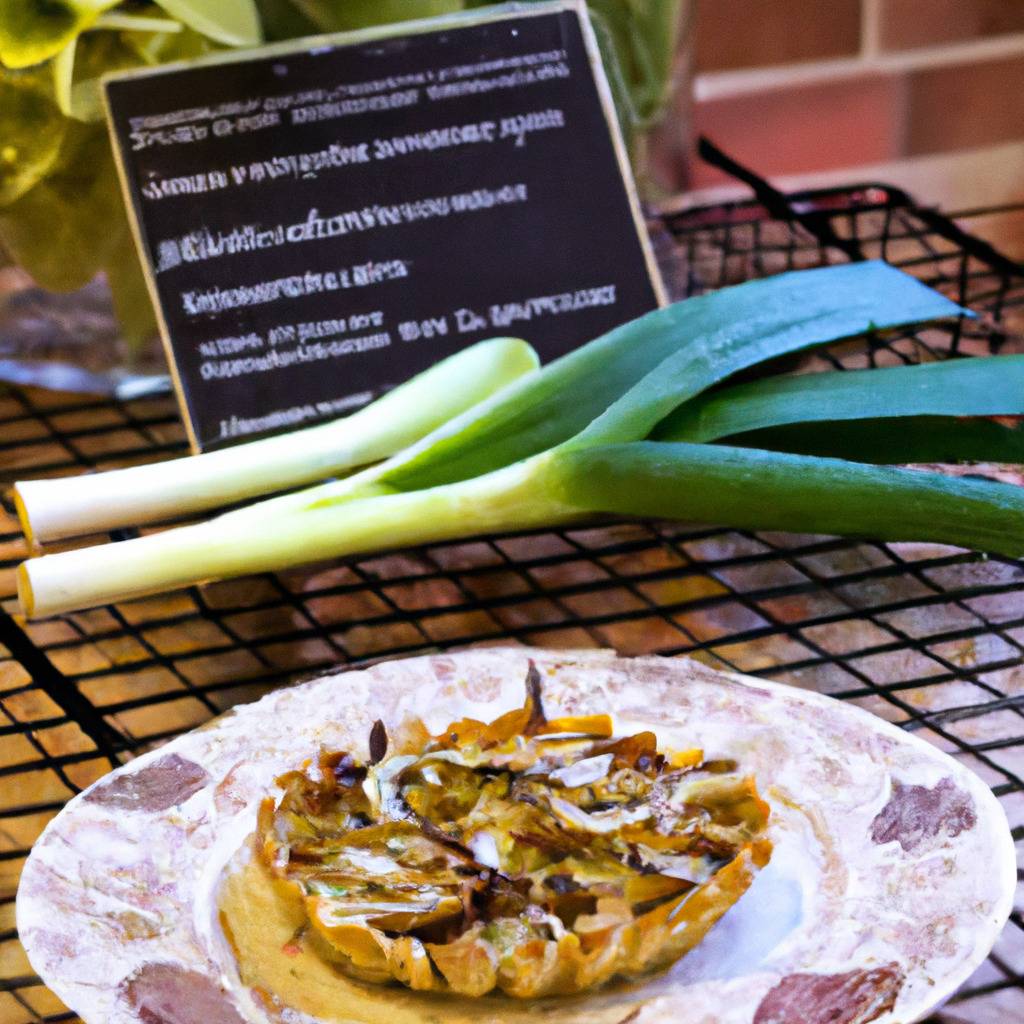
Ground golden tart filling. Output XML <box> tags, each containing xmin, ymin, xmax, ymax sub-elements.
<box><xmin>256</xmin><ymin>665</ymin><xmax>771</xmax><ymax>998</ymax></box>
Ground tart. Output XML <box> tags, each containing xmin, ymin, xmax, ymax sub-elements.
<box><xmin>255</xmin><ymin>664</ymin><xmax>771</xmax><ymax>998</ymax></box>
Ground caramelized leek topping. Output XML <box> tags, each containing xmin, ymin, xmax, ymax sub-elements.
<box><xmin>256</xmin><ymin>665</ymin><xmax>771</xmax><ymax>998</ymax></box>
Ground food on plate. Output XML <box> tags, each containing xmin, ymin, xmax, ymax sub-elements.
<box><xmin>255</xmin><ymin>664</ymin><xmax>771</xmax><ymax>997</ymax></box>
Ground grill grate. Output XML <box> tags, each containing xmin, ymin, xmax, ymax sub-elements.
<box><xmin>1</xmin><ymin>182</ymin><xmax>1023</xmax><ymax>1023</ymax></box>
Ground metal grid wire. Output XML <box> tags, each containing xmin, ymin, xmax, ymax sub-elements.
<box><xmin>0</xmin><ymin>183</ymin><xmax>1023</xmax><ymax>1023</ymax></box>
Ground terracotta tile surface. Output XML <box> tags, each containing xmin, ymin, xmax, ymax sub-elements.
<box><xmin>880</xmin><ymin>0</ymin><xmax>1024</xmax><ymax>51</ymax></box>
<box><xmin>694</xmin><ymin>0</ymin><xmax>862</xmax><ymax>72</ymax></box>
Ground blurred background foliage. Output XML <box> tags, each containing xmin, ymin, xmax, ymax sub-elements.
<box><xmin>0</xmin><ymin>0</ymin><xmax>684</xmax><ymax>352</ymax></box>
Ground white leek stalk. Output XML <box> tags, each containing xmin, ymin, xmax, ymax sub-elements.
<box><xmin>18</xmin><ymin>456</ymin><xmax>575</xmax><ymax>618</ymax></box>
<box><xmin>13</xmin><ymin>338</ymin><xmax>538</xmax><ymax>545</ymax></box>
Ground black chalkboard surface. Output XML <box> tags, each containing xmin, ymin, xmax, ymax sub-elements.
<box><xmin>104</xmin><ymin>0</ymin><xmax>664</xmax><ymax>451</ymax></box>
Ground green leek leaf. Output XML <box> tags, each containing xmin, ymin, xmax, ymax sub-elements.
<box><xmin>656</xmin><ymin>354</ymin><xmax>1024</xmax><ymax>443</ymax></box>
<box><xmin>573</xmin><ymin>262</ymin><xmax>967</xmax><ymax>448</ymax></box>
<box><xmin>552</xmin><ymin>441</ymin><xmax>1024</xmax><ymax>557</ymax></box>
<box><xmin>385</xmin><ymin>262</ymin><xmax>966</xmax><ymax>491</ymax></box>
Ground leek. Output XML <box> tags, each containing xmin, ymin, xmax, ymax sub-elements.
<box><xmin>18</xmin><ymin>262</ymin><xmax>981</xmax><ymax>618</ymax></box>
<box><xmin>656</xmin><ymin>355</ymin><xmax>1024</xmax><ymax>443</ymax></box>
<box><xmin>221</xmin><ymin>262</ymin><xmax>969</xmax><ymax>525</ymax></box>
<box><xmin>13</xmin><ymin>337</ymin><xmax>538</xmax><ymax>544</ymax></box>
<box><xmin>232</xmin><ymin>259</ymin><xmax>967</xmax><ymax>524</ymax></box>
<box><xmin>20</xmin><ymin>441</ymin><xmax>1024</xmax><ymax>619</ymax></box>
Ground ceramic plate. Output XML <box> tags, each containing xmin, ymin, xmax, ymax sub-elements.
<box><xmin>17</xmin><ymin>648</ymin><xmax>1015</xmax><ymax>1024</ymax></box>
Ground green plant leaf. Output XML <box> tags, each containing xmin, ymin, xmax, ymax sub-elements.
<box><xmin>22</xmin><ymin>111</ymin><xmax>160</xmax><ymax>348</ymax></box>
<box><xmin>0</xmin><ymin>120</ymin><xmax>124</xmax><ymax>290</ymax></box>
<box><xmin>656</xmin><ymin>354</ymin><xmax>1024</xmax><ymax>443</ymax></box>
<box><xmin>286</xmin><ymin>0</ymin><xmax>464</xmax><ymax>32</ymax></box>
<box><xmin>574</xmin><ymin>262</ymin><xmax>967</xmax><ymax>449</ymax></box>
<box><xmin>462</xmin><ymin>0</ymin><xmax>684</xmax><ymax>154</ymax></box>
<box><xmin>52</xmin><ymin>19</ymin><xmax>218</xmax><ymax>123</ymax></box>
<box><xmin>117</xmin><ymin>19</ymin><xmax>220</xmax><ymax>66</ymax></box>
<box><xmin>93</xmin><ymin>11</ymin><xmax>182</xmax><ymax>32</ymax></box>
<box><xmin>51</xmin><ymin>33</ymin><xmax>76</xmax><ymax>114</ymax></box>
<box><xmin>0</xmin><ymin>0</ymin><xmax>119</xmax><ymax>68</ymax></box>
<box><xmin>152</xmin><ymin>0</ymin><xmax>261</xmax><ymax>46</ymax></box>
<box><xmin>255</xmin><ymin>0</ymin><xmax>321</xmax><ymax>40</ymax></box>
<box><xmin>103</xmin><ymin>200</ymin><xmax>158</xmax><ymax>353</ymax></box>
<box><xmin>586</xmin><ymin>0</ymin><xmax>682</xmax><ymax>126</ymax></box>
<box><xmin>383</xmin><ymin>262</ymin><xmax>966</xmax><ymax>492</ymax></box>
<box><xmin>574</xmin><ymin>5</ymin><xmax>636</xmax><ymax>150</ymax></box>
<box><xmin>52</xmin><ymin>28</ymin><xmax>139</xmax><ymax>121</ymax></box>
<box><xmin>551</xmin><ymin>441</ymin><xmax>1024</xmax><ymax>557</ymax></box>
<box><xmin>0</xmin><ymin>64</ymin><xmax>66</xmax><ymax>204</ymax></box>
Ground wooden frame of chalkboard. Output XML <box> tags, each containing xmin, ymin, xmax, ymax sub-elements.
<box><xmin>103</xmin><ymin>0</ymin><xmax>667</xmax><ymax>452</ymax></box>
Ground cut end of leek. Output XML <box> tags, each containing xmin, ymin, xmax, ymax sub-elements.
<box><xmin>12</xmin><ymin>485</ymin><xmax>37</xmax><ymax>552</ymax></box>
<box><xmin>16</xmin><ymin>563</ymin><xmax>34</xmax><ymax>621</ymax></box>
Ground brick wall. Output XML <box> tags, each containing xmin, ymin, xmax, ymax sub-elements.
<box><xmin>689</xmin><ymin>0</ymin><xmax>1024</xmax><ymax>186</ymax></box>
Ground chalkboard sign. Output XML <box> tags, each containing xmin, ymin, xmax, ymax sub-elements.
<box><xmin>104</xmin><ymin>0</ymin><xmax>665</xmax><ymax>451</ymax></box>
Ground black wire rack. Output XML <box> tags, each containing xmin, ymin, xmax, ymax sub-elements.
<box><xmin>1</xmin><ymin>178</ymin><xmax>1023</xmax><ymax>1024</ymax></box>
